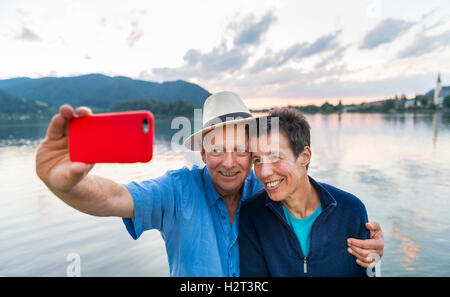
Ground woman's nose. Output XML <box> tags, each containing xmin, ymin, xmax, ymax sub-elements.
<box><xmin>258</xmin><ymin>162</ymin><xmax>274</xmax><ymax>179</ymax></box>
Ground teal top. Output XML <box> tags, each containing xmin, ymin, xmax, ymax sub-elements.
<box><xmin>282</xmin><ymin>203</ymin><xmax>322</xmax><ymax>257</ymax></box>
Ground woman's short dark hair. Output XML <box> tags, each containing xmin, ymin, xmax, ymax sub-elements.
<box><xmin>258</xmin><ymin>108</ymin><xmax>311</xmax><ymax>167</ymax></box>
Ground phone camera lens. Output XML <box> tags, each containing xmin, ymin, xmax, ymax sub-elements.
<box><xmin>142</xmin><ymin>119</ymin><xmax>149</xmax><ymax>133</ymax></box>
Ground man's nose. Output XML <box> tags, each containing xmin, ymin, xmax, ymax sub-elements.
<box><xmin>222</xmin><ymin>152</ymin><xmax>236</xmax><ymax>168</ymax></box>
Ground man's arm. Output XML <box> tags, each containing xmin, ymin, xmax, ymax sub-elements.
<box><xmin>36</xmin><ymin>104</ymin><xmax>134</xmax><ymax>218</ymax></box>
<box><xmin>347</xmin><ymin>221</ymin><xmax>384</xmax><ymax>268</ymax></box>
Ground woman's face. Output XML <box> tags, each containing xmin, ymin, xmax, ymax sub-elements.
<box><xmin>251</xmin><ymin>133</ymin><xmax>310</xmax><ymax>201</ymax></box>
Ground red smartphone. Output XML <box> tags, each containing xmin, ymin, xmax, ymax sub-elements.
<box><xmin>69</xmin><ymin>111</ymin><xmax>154</xmax><ymax>163</ymax></box>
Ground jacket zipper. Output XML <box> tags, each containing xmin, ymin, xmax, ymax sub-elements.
<box><xmin>268</xmin><ymin>201</ymin><xmax>335</xmax><ymax>275</ymax></box>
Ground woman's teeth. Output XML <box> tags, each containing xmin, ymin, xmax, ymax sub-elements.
<box><xmin>266</xmin><ymin>179</ymin><xmax>283</xmax><ymax>188</ymax></box>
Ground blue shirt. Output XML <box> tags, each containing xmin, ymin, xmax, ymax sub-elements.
<box><xmin>282</xmin><ymin>203</ymin><xmax>322</xmax><ymax>257</ymax></box>
<box><xmin>122</xmin><ymin>165</ymin><xmax>263</xmax><ymax>277</ymax></box>
<box><xmin>239</xmin><ymin>176</ymin><xmax>372</xmax><ymax>277</ymax></box>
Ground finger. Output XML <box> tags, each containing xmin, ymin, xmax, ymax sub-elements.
<box><xmin>60</xmin><ymin>104</ymin><xmax>75</xmax><ymax>120</ymax></box>
<box><xmin>347</xmin><ymin>237</ymin><xmax>384</xmax><ymax>250</ymax></box>
<box><xmin>45</xmin><ymin>114</ymin><xmax>67</xmax><ymax>141</ymax></box>
<box><xmin>366</xmin><ymin>221</ymin><xmax>381</xmax><ymax>232</ymax></box>
<box><xmin>69</xmin><ymin>162</ymin><xmax>88</xmax><ymax>174</ymax></box>
<box><xmin>347</xmin><ymin>247</ymin><xmax>379</xmax><ymax>265</ymax></box>
<box><xmin>356</xmin><ymin>258</ymin><xmax>377</xmax><ymax>269</ymax></box>
<box><xmin>347</xmin><ymin>244</ymin><xmax>378</xmax><ymax>259</ymax></box>
<box><xmin>68</xmin><ymin>162</ymin><xmax>95</xmax><ymax>183</ymax></box>
<box><xmin>75</xmin><ymin>106</ymin><xmax>93</xmax><ymax>117</ymax></box>
<box><xmin>59</xmin><ymin>105</ymin><xmax>75</xmax><ymax>137</ymax></box>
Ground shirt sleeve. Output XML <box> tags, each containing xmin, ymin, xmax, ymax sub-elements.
<box><xmin>122</xmin><ymin>172</ymin><xmax>177</xmax><ymax>240</ymax></box>
<box><xmin>239</xmin><ymin>203</ymin><xmax>270</xmax><ymax>277</ymax></box>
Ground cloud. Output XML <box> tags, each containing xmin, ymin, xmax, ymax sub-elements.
<box><xmin>153</xmin><ymin>42</ymin><xmax>249</xmax><ymax>80</ymax></box>
<box><xmin>360</xmin><ymin>18</ymin><xmax>415</xmax><ymax>49</ymax></box>
<box><xmin>232</xmin><ymin>11</ymin><xmax>276</xmax><ymax>47</ymax></box>
<box><xmin>398</xmin><ymin>30</ymin><xmax>450</xmax><ymax>58</ymax></box>
<box><xmin>128</xmin><ymin>29</ymin><xmax>143</xmax><ymax>46</ymax></box>
<box><xmin>229</xmin><ymin>71</ymin><xmax>439</xmax><ymax>101</ymax></box>
<box><xmin>16</xmin><ymin>26</ymin><xmax>41</xmax><ymax>42</ymax></box>
<box><xmin>275</xmin><ymin>73</ymin><xmax>438</xmax><ymax>99</ymax></box>
<box><xmin>314</xmin><ymin>45</ymin><xmax>347</xmax><ymax>69</ymax></box>
<box><xmin>249</xmin><ymin>30</ymin><xmax>342</xmax><ymax>73</ymax></box>
<box><xmin>127</xmin><ymin>20</ymin><xmax>144</xmax><ymax>47</ymax></box>
<box><xmin>151</xmin><ymin>11</ymin><xmax>278</xmax><ymax>80</ymax></box>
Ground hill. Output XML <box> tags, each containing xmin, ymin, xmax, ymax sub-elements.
<box><xmin>0</xmin><ymin>74</ymin><xmax>211</xmax><ymax>108</ymax></box>
<box><xmin>425</xmin><ymin>86</ymin><xmax>450</xmax><ymax>99</ymax></box>
<box><xmin>0</xmin><ymin>90</ymin><xmax>48</xmax><ymax>115</ymax></box>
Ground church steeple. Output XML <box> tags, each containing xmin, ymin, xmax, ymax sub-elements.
<box><xmin>434</xmin><ymin>73</ymin><xmax>442</xmax><ymax>105</ymax></box>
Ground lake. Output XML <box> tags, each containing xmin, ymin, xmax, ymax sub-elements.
<box><xmin>0</xmin><ymin>112</ymin><xmax>449</xmax><ymax>276</ymax></box>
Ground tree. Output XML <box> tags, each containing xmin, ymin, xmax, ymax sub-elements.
<box><xmin>414</xmin><ymin>95</ymin><xmax>429</xmax><ymax>107</ymax></box>
<box><xmin>381</xmin><ymin>99</ymin><xmax>396</xmax><ymax>112</ymax></box>
<box><xmin>320</xmin><ymin>101</ymin><xmax>337</xmax><ymax>113</ymax></box>
<box><xmin>444</xmin><ymin>95</ymin><xmax>450</xmax><ymax>109</ymax></box>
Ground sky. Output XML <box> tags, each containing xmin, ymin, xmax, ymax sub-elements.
<box><xmin>0</xmin><ymin>0</ymin><xmax>449</xmax><ymax>108</ymax></box>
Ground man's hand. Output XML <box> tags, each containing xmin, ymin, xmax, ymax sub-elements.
<box><xmin>36</xmin><ymin>104</ymin><xmax>95</xmax><ymax>192</ymax></box>
<box><xmin>347</xmin><ymin>221</ymin><xmax>384</xmax><ymax>268</ymax></box>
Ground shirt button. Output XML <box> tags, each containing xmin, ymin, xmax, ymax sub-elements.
<box><xmin>222</xmin><ymin>216</ymin><xmax>226</xmax><ymax>220</ymax></box>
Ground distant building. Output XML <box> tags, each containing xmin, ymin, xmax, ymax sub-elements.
<box><xmin>404</xmin><ymin>100</ymin><xmax>415</xmax><ymax>109</ymax></box>
<box><xmin>362</xmin><ymin>101</ymin><xmax>383</xmax><ymax>108</ymax></box>
<box><xmin>343</xmin><ymin>106</ymin><xmax>357</xmax><ymax>112</ymax></box>
<box><xmin>434</xmin><ymin>73</ymin><xmax>444</xmax><ymax>107</ymax></box>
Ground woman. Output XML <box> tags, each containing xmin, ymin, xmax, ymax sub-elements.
<box><xmin>239</xmin><ymin>108</ymin><xmax>375</xmax><ymax>277</ymax></box>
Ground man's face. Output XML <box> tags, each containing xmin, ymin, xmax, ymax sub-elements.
<box><xmin>201</xmin><ymin>125</ymin><xmax>252</xmax><ymax>197</ymax></box>
<box><xmin>251</xmin><ymin>133</ymin><xmax>310</xmax><ymax>201</ymax></box>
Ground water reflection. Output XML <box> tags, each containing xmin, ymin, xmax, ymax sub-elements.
<box><xmin>432</xmin><ymin>113</ymin><xmax>438</xmax><ymax>147</ymax></box>
<box><xmin>388</xmin><ymin>230</ymin><xmax>422</xmax><ymax>271</ymax></box>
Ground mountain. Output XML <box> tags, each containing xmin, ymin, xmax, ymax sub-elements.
<box><xmin>0</xmin><ymin>73</ymin><xmax>211</xmax><ymax>108</ymax></box>
<box><xmin>425</xmin><ymin>86</ymin><xmax>450</xmax><ymax>99</ymax></box>
<box><xmin>0</xmin><ymin>90</ymin><xmax>48</xmax><ymax>114</ymax></box>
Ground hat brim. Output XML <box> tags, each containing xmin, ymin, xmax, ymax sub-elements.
<box><xmin>183</xmin><ymin>115</ymin><xmax>266</xmax><ymax>151</ymax></box>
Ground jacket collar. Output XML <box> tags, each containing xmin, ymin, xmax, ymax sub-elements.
<box><xmin>264</xmin><ymin>175</ymin><xmax>337</xmax><ymax>218</ymax></box>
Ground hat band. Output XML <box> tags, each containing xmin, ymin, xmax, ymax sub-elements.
<box><xmin>203</xmin><ymin>112</ymin><xmax>252</xmax><ymax>128</ymax></box>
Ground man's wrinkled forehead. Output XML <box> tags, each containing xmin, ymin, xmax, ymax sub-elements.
<box><xmin>202</xmin><ymin>124</ymin><xmax>247</xmax><ymax>150</ymax></box>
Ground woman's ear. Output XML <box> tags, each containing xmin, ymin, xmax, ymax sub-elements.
<box><xmin>298</xmin><ymin>146</ymin><xmax>312</xmax><ymax>168</ymax></box>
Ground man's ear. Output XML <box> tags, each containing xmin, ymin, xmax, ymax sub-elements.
<box><xmin>200</xmin><ymin>147</ymin><xmax>207</xmax><ymax>164</ymax></box>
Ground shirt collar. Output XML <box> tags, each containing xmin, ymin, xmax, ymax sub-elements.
<box><xmin>202</xmin><ymin>166</ymin><xmax>253</xmax><ymax>207</ymax></box>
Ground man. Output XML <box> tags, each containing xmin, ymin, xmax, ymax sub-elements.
<box><xmin>35</xmin><ymin>91</ymin><xmax>383</xmax><ymax>276</ymax></box>
<box><xmin>240</xmin><ymin>108</ymin><xmax>375</xmax><ymax>276</ymax></box>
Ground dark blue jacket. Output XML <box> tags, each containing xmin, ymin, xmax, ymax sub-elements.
<box><xmin>239</xmin><ymin>176</ymin><xmax>372</xmax><ymax>277</ymax></box>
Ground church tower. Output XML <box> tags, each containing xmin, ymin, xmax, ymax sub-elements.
<box><xmin>434</xmin><ymin>73</ymin><xmax>441</xmax><ymax>105</ymax></box>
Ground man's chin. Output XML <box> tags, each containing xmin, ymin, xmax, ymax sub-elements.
<box><xmin>217</xmin><ymin>180</ymin><xmax>244</xmax><ymax>194</ymax></box>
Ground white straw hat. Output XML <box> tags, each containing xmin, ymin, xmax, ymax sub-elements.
<box><xmin>184</xmin><ymin>91</ymin><xmax>261</xmax><ymax>151</ymax></box>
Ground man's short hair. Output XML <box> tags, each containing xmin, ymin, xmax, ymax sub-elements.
<box><xmin>259</xmin><ymin>108</ymin><xmax>311</xmax><ymax>167</ymax></box>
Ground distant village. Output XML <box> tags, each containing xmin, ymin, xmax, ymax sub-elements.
<box><xmin>252</xmin><ymin>73</ymin><xmax>450</xmax><ymax>114</ymax></box>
